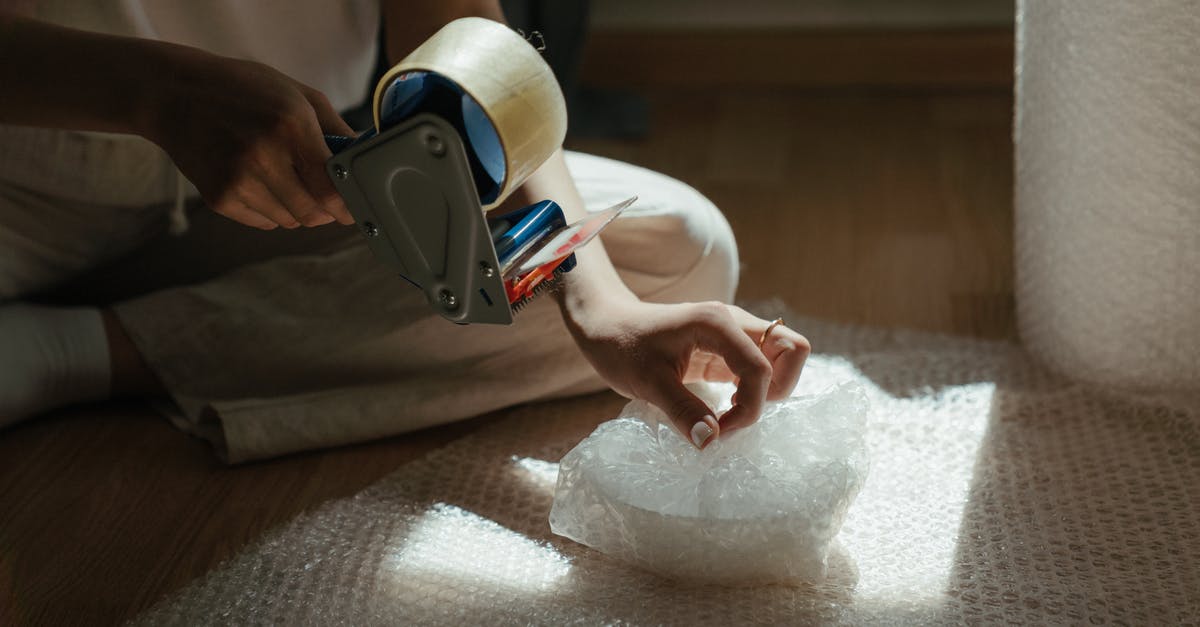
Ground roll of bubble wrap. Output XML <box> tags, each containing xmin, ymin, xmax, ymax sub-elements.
<box><xmin>131</xmin><ymin>308</ymin><xmax>1200</xmax><ymax>625</ymax></box>
<box><xmin>1015</xmin><ymin>1</ymin><xmax>1200</xmax><ymax>391</ymax></box>
<box><xmin>549</xmin><ymin>381</ymin><xmax>869</xmax><ymax>584</ymax></box>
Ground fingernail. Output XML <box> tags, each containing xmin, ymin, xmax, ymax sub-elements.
<box><xmin>302</xmin><ymin>213</ymin><xmax>335</xmax><ymax>226</ymax></box>
<box><xmin>690</xmin><ymin>416</ymin><xmax>717</xmax><ymax>449</ymax></box>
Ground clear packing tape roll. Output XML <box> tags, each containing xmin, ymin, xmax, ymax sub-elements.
<box><xmin>372</xmin><ymin>17</ymin><xmax>566</xmax><ymax>211</ymax></box>
<box><xmin>323</xmin><ymin>17</ymin><xmax>568</xmax><ymax>325</ymax></box>
<box><xmin>1015</xmin><ymin>2</ymin><xmax>1200</xmax><ymax>392</ymax></box>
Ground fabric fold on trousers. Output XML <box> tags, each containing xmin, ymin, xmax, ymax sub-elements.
<box><xmin>109</xmin><ymin>152</ymin><xmax>739</xmax><ymax>462</ymax></box>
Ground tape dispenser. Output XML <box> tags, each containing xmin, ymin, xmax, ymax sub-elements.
<box><xmin>324</xmin><ymin>18</ymin><xmax>585</xmax><ymax>325</ymax></box>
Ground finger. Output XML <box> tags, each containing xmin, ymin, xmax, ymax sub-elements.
<box><xmin>729</xmin><ymin>308</ymin><xmax>812</xmax><ymax>401</ymax></box>
<box><xmin>683</xmin><ymin>350</ymin><xmax>736</xmax><ymax>383</ymax></box>
<box><xmin>688</xmin><ymin>308</ymin><xmax>772</xmax><ymax>433</ymax></box>
<box><xmin>212</xmin><ymin>197</ymin><xmax>280</xmax><ymax>230</ymax></box>
<box><xmin>706</xmin><ymin>360</ymin><xmax>736</xmax><ymax>382</ymax></box>
<box><xmin>296</xmin><ymin>152</ymin><xmax>353</xmax><ymax>224</ymax></box>
<box><xmin>295</xmin><ymin>92</ymin><xmax>355</xmax><ymax>224</ymax></box>
<box><xmin>302</xmin><ymin>86</ymin><xmax>354</xmax><ymax>136</ymax></box>
<box><xmin>236</xmin><ymin>175</ymin><xmax>303</xmax><ymax>228</ymax></box>
<box><xmin>643</xmin><ymin>376</ymin><xmax>721</xmax><ymax>450</ymax></box>
<box><xmin>686</xmin><ymin>350</ymin><xmax>729</xmax><ymax>379</ymax></box>
<box><xmin>763</xmin><ymin>327</ymin><xmax>810</xmax><ymax>400</ymax></box>
<box><xmin>259</xmin><ymin>149</ymin><xmax>337</xmax><ymax>227</ymax></box>
<box><xmin>692</xmin><ymin>353</ymin><xmax>768</xmax><ymax>436</ymax></box>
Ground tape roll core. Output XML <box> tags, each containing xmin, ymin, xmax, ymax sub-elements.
<box><xmin>372</xmin><ymin>17</ymin><xmax>567</xmax><ymax>211</ymax></box>
<box><xmin>377</xmin><ymin>71</ymin><xmax>506</xmax><ymax>204</ymax></box>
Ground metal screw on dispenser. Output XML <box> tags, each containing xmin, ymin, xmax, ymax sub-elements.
<box><xmin>333</xmin><ymin>164</ymin><xmax>349</xmax><ymax>180</ymax></box>
<box><xmin>424</xmin><ymin>131</ymin><xmax>446</xmax><ymax>157</ymax></box>
<box><xmin>362</xmin><ymin>221</ymin><xmax>379</xmax><ymax>237</ymax></box>
<box><xmin>439</xmin><ymin>289</ymin><xmax>458</xmax><ymax>310</ymax></box>
<box><xmin>480</xmin><ymin>262</ymin><xmax>496</xmax><ymax>278</ymax></box>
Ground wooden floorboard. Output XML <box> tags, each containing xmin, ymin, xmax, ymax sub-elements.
<box><xmin>581</xmin><ymin>28</ymin><xmax>1014</xmax><ymax>89</ymax></box>
<box><xmin>567</xmin><ymin>87</ymin><xmax>1014</xmax><ymax>339</ymax></box>
<box><xmin>0</xmin><ymin>31</ymin><xmax>1015</xmax><ymax>626</ymax></box>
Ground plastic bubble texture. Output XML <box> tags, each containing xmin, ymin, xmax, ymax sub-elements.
<box><xmin>1016</xmin><ymin>1</ymin><xmax>1200</xmax><ymax>391</ymax></box>
<box><xmin>131</xmin><ymin>306</ymin><xmax>1200</xmax><ymax>626</ymax></box>
<box><xmin>549</xmin><ymin>381</ymin><xmax>869</xmax><ymax>584</ymax></box>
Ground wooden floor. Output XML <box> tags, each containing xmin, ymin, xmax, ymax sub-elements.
<box><xmin>571</xmin><ymin>87</ymin><xmax>1015</xmax><ymax>339</ymax></box>
<box><xmin>0</xmin><ymin>33</ymin><xmax>1014</xmax><ymax>626</ymax></box>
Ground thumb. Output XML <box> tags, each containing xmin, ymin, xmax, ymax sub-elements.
<box><xmin>646</xmin><ymin>378</ymin><xmax>720</xmax><ymax>449</ymax></box>
<box><xmin>303</xmin><ymin>86</ymin><xmax>355</xmax><ymax>137</ymax></box>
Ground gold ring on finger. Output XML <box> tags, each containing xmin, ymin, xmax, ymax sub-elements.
<box><xmin>758</xmin><ymin>318</ymin><xmax>785</xmax><ymax>350</ymax></box>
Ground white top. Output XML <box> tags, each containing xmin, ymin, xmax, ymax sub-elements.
<box><xmin>0</xmin><ymin>0</ymin><xmax>381</xmax><ymax>205</ymax></box>
<box><xmin>32</xmin><ymin>0</ymin><xmax>381</xmax><ymax>112</ymax></box>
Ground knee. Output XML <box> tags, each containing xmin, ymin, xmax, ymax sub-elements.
<box><xmin>608</xmin><ymin>181</ymin><xmax>740</xmax><ymax>305</ymax></box>
<box><xmin>683</xmin><ymin>189</ymin><xmax>740</xmax><ymax>304</ymax></box>
<box><xmin>567</xmin><ymin>151</ymin><xmax>740</xmax><ymax>303</ymax></box>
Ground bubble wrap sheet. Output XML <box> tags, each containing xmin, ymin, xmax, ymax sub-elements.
<box><xmin>550</xmin><ymin>381</ymin><xmax>870</xmax><ymax>584</ymax></box>
<box><xmin>133</xmin><ymin>313</ymin><xmax>1200</xmax><ymax>625</ymax></box>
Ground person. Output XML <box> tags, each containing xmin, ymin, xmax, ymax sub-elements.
<box><xmin>0</xmin><ymin>1</ymin><xmax>810</xmax><ymax>462</ymax></box>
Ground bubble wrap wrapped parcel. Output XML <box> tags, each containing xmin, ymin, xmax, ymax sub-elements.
<box><xmin>550</xmin><ymin>381</ymin><xmax>870</xmax><ymax>584</ymax></box>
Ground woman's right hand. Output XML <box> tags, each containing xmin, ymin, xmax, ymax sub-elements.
<box><xmin>145</xmin><ymin>48</ymin><xmax>355</xmax><ymax>230</ymax></box>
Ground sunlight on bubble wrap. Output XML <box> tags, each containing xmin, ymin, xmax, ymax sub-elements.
<box><xmin>543</xmin><ymin>356</ymin><xmax>993</xmax><ymax>602</ymax></box>
<box><xmin>129</xmin><ymin>316</ymin><xmax>1200</xmax><ymax>625</ymax></box>
<box><xmin>751</xmin><ymin>358</ymin><xmax>993</xmax><ymax>610</ymax></box>
<box><xmin>550</xmin><ymin>378</ymin><xmax>870</xmax><ymax>584</ymax></box>
<box><xmin>778</xmin><ymin>358</ymin><xmax>994</xmax><ymax>601</ymax></box>
<box><xmin>841</xmin><ymin>385</ymin><xmax>995</xmax><ymax>608</ymax></box>
<box><xmin>383</xmin><ymin>503</ymin><xmax>571</xmax><ymax>602</ymax></box>
<box><xmin>511</xmin><ymin>456</ymin><xmax>560</xmax><ymax>491</ymax></box>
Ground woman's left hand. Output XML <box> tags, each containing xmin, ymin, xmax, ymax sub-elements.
<box><xmin>563</xmin><ymin>296</ymin><xmax>810</xmax><ymax>449</ymax></box>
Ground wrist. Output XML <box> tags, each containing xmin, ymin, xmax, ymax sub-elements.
<box><xmin>127</xmin><ymin>41</ymin><xmax>201</xmax><ymax>145</ymax></box>
<box><xmin>556</xmin><ymin>248</ymin><xmax>639</xmax><ymax>328</ymax></box>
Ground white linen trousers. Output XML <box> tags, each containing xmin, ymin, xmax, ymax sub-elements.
<box><xmin>0</xmin><ymin>137</ymin><xmax>739</xmax><ymax>462</ymax></box>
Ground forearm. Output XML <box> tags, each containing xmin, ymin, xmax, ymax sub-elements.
<box><xmin>498</xmin><ymin>150</ymin><xmax>638</xmax><ymax>321</ymax></box>
<box><xmin>0</xmin><ymin>12</ymin><xmax>175</xmax><ymax>137</ymax></box>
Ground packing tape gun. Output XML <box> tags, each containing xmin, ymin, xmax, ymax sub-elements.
<box><xmin>323</xmin><ymin>17</ymin><xmax>631</xmax><ymax>325</ymax></box>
